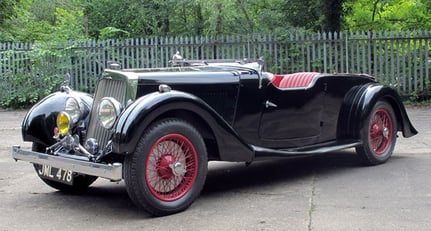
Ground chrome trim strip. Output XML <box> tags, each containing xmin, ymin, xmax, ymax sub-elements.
<box><xmin>12</xmin><ymin>145</ymin><xmax>122</xmax><ymax>181</ymax></box>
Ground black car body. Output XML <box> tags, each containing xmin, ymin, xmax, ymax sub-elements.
<box><xmin>13</xmin><ymin>59</ymin><xmax>417</xmax><ymax>216</ymax></box>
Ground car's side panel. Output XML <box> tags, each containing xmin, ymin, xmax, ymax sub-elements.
<box><xmin>255</xmin><ymin>74</ymin><xmax>376</xmax><ymax>149</ymax></box>
<box><xmin>135</xmin><ymin>71</ymin><xmax>241</xmax><ymax>126</ymax></box>
<box><xmin>321</xmin><ymin>75</ymin><xmax>376</xmax><ymax>141</ymax></box>
<box><xmin>112</xmin><ymin>90</ymin><xmax>254</xmax><ymax>162</ymax></box>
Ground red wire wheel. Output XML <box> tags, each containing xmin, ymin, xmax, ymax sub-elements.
<box><xmin>356</xmin><ymin>100</ymin><xmax>397</xmax><ymax>165</ymax></box>
<box><xmin>125</xmin><ymin>119</ymin><xmax>208</xmax><ymax>216</ymax></box>
<box><xmin>145</xmin><ymin>134</ymin><xmax>198</xmax><ymax>201</ymax></box>
<box><xmin>368</xmin><ymin>108</ymin><xmax>393</xmax><ymax>155</ymax></box>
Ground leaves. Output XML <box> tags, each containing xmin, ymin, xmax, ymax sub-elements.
<box><xmin>99</xmin><ymin>27</ymin><xmax>130</xmax><ymax>40</ymax></box>
<box><xmin>0</xmin><ymin>42</ymin><xmax>64</xmax><ymax>108</ymax></box>
<box><xmin>344</xmin><ymin>0</ymin><xmax>431</xmax><ymax>31</ymax></box>
<box><xmin>1</xmin><ymin>0</ymin><xmax>431</xmax><ymax>108</ymax></box>
<box><xmin>2</xmin><ymin>0</ymin><xmax>431</xmax><ymax>42</ymax></box>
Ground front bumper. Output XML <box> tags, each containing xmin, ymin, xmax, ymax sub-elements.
<box><xmin>12</xmin><ymin>145</ymin><xmax>122</xmax><ymax>181</ymax></box>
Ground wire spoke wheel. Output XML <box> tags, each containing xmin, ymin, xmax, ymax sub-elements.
<box><xmin>356</xmin><ymin>100</ymin><xmax>397</xmax><ymax>165</ymax></box>
<box><xmin>146</xmin><ymin>134</ymin><xmax>198</xmax><ymax>201</ymax></box>
<box><xmin>368</xmin><ymin>109</ymin><xmax>393</xmax><ymax>155</ymax></box>
<box><xmin>125</xmin><ymin>119</ymin><xmax>208</xmax><ymax>216</ymax></box>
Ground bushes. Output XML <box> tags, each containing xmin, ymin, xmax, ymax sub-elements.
<box><xmin>0</xmin><ymin>43</ymin><xmax>64</xmax><ymax>108</ymax></box>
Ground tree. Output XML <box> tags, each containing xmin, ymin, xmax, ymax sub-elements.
<box><xmin>320</xmin><ymin>0</ymin><xmax>344</xmax><ymax>32</ymax></box>
<box><xmin>0</xmin><ymin>0</ymin><xmax>23</xmax><ymax>41</ymax></box>
<box><xmin>0</xmin><ymin>0</ymin><xmax>85</xmax><ymax>42</ymax></box>
<box><xmin>84</xmin><ymin>0</ymin><xmax>180</xmax><ymax>38</ymax></box>
<box><xmin>343</xmin><ymin>0</ymin><xmax>431</xmax><ymax>31</ymax></box>
<box><xmin>0</xmin><ymin>0</ymin><xmax>18</xmax><ymax>25</ymax></box>
<box><xmin>3</xmin><ymin>0</ymin><xmax>431</xmax><ymax>43</ymax></box>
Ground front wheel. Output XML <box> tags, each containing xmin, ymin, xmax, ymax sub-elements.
<box><xmin>124</xmin><ymin>119</ymin><xmax>208</xmax><ymax>216</ymax></box>
<box><xmin>356</xmin><ymin>100</ymin><xmax>397</xmax><ymax>165</ymax></box>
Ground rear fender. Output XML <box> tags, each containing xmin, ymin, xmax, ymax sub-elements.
<box><xmin>337</xmin><ymin>84</ymin><xmax>418</xmax><ymax>140</ymax></box>
<box><xmin>22</xmin><ymin>91</ymin><xmax>93</xmax><ymax>146</ymax></box>
<box><xmin>112</xmin><ymin>90</ymin><xmax>254</xmax><ymax>162</ymax></box>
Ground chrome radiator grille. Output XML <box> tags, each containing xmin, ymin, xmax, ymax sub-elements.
<box><xmin>86</xmin><ymin>78</ymin><xmax>127</xmax><ymax>149</ymax></box>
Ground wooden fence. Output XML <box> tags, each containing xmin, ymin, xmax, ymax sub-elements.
<box><xmin>1</xmin><ymin>30</ymin><xmax>430</xmax><ymax>101</ymax></box>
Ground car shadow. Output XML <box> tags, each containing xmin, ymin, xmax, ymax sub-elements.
<box><xmin>27</xmin><ymin>150</ymin><xmax>405</xmax><ymax>218</ymax></box>
<box><xmin>202</xmin><ymin>150</ymin><xmax>363</xmax><ymax>195</ymax></box>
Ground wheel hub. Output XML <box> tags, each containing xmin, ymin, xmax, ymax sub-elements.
<box><xmin>382</xmin><ymin>127</ymin><xmax>389</xmax><ymax>138</ymax></box>
<box><xmin>157</xmin><ymin>155</ymin><xmax>175</xmax><ymax>179</ymax></box>
<box><xmin>170</xmin><ymin>162</ymin><xmax>187</xmax><ymax>176</ymax></box>
<box><xmin>156</xmin><ymin>155</ymin><xmax>187</xmax><ymax>179</ymax></box>
<box><xmin>371</xmin><ymin>124</ymin><xmax>382</xmax><ymax>136</ymax></box>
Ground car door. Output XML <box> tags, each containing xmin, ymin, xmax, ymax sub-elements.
<box><xmin>258</xmin><ymin>81</ymin><xmax>326</xmax><ymax>148</ymax></box>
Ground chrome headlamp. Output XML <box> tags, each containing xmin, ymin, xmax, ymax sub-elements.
<box><xmin>65</xmin><ymin>96</ymin><xmax>84</xmax><ymax>124</ymax></box>
<box><xmin>97</xmin><ymin>97</ymin><xmax>122</xmax><ymax>129</ymax></box>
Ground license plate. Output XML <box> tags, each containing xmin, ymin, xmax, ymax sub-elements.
<box><xmin>36</xmin><ymin>164</ymin><xmax>74</xmax><ymax>185</ymax></box>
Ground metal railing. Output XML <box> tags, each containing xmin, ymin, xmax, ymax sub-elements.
<box><xmin>1</xmin><ymin>30</ymin><xmax>430</xmax><ymax>98</ymax></box>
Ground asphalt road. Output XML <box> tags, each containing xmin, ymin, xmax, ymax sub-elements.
<box><xmin>1</xmin><ymin>107</ymin><xmax>430</xmax><ymax>231</ymax></box>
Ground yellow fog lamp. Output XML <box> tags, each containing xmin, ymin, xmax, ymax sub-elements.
<box><xmin>57</xmin><ymin>111</ymin><xmax>72</xmax><ymax>135</ymax></box>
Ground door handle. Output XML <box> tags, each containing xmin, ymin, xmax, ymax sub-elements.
<box><xmin>265</xmin><ymin>100</ymin><xmax>278</xmax><ymax>108</ymax></box>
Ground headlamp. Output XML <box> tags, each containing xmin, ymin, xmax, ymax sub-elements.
<box><xmin>65</xmin><ymin>96</ymin><xmax>83</xmax><ymax>124</ymax></box>
<box><xmin>98</xmin><ymin>97</ymin><xmax>122</xmax><ymax>129</ymax></box>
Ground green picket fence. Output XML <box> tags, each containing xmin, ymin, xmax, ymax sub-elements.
<box><xmin>0</xmin><ymin>30</ymin><xmax>430</xmax><ymax>105</ymax></box>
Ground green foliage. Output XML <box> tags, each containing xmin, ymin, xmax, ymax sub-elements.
<box><xmin>344</xmin><ymin>0</ymin><xmax>431</xmax><ymax>31</ymax></box>
<box><xmin>279</xmin><ymin>0</ymin><xmax>326</xmax><ymax>31</ymax></box>
<box><xmin>52</xmin><ymin>7</ymin><xmax>85</xmax><ymax>41</ymax></box>
<box><xmin>99</xmin><ymin>27</ymin><xmax>130</xmax><ymax>40</ymax></box>
<box><xmin>2</xmin><ymin>0</ymin><xmax>431</xmax><ymax>42</ymax></box>
<box><xmin>0</xmin><ymin>0</ymin><xmax>85</xmax><ymax>42</ymax></box>
<box><xmin>0</xmin><ymin>42</ymin><xmax>64</xmax><ymax>108</ymax></box>
<box><xmin>83</xmin><ymin>0</ymin><xmax>322</xmax><ymax>38</ymax></box>
<box><xmin>1</xmin><ymin>0</ymin><xmax>431</xmax><ymax>107</ymax></box>
<box><xmin>0</xmin><ymin>0</ymin><xmax>17</xmax><ymax>25</ymax></box>
<box><xmin>84</xmin><ymin>0</ymin><xmax>177</xmax><ymax>38</ymax></box>
<box><xmin>406</xmin><ymin>73</ymin><xmax>431</xmax><ymax>104</ymax></box>
<box><xmin>0</xmin><ymin>72</ymin><xmax>39</xmax><ymax>108</ymax></box>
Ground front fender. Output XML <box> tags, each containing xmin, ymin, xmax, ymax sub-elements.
<box><xmin>22</xmin><ymin>90</ymin><xmax>93</xmax><ymax>146</ymax></box>
<box><xmin>112</xmin><ymin>90</ymin><xmax>254</xmax><ymax>162</ymax></box>
<box><xmin>337</xmin><ymin>84</ymin><xmax>418</xmax><ymax>140</ymax></box>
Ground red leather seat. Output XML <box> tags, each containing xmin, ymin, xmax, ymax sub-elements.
<box><xmin>270</xmin><ymin>75</ymin><xmax>285</xmax><ymax>87</ymax></box>
<box><xmin>278</xmin><ymin>72</ymin><xmax>320</xmax><ymax>88</ymax></box>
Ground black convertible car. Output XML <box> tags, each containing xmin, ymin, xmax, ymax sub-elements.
<box><xmin>12</xmin><ymin>59</ymin><xmax>417</xmax><ymax>216</ymax></box>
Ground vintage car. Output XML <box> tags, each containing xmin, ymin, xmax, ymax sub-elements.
<box><xmin>12</xmin><ymin>58</ymin><xmax>417</xmax><ymax>216</ymax></box>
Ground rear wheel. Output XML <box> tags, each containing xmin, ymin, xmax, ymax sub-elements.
<box><xmin>356</xmin><ymin>100</ymin><xmax>397</xmax><ymax>165</ymax></box>
<box><xmin>124</xmin><ymin>119</ymin><xmax>208</xmax><ymax>216</ymax></box>
<box><xmin>32</xmin><ymin>143</ymin><xmax>98</xmax><ymax>193</ymax></box>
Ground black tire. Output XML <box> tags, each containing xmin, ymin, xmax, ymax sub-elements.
<box><xmin>32</xmin><ymin>143</ymin><xmax>98</xmax><ymax>193</ymax></box>
<box><xmin>355</xmin><ymin>100</ymin><xmax>397</xmax><ymax>165</ymax></box>
<box><xmin>124</xmin><ymin>119</ymin><xmax>208</xmax><ymax>216</ymax></box>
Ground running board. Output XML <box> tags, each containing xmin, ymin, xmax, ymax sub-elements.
<box><xmin>253</xmin><ymin>140</ymin><xmax>362</xmax><ymax>160</ymax></box>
